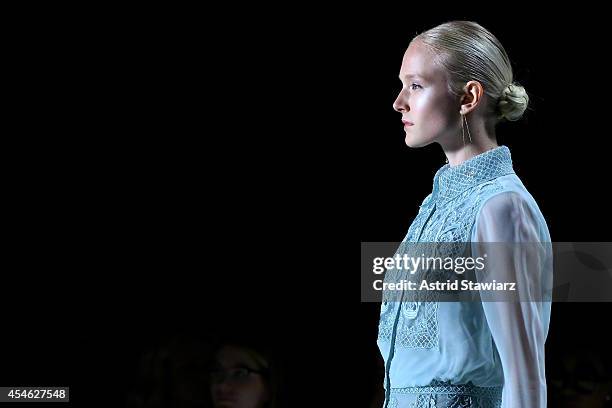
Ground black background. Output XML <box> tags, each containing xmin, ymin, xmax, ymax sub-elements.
<box><xmin>3</xmin><ymin>5</ymin><xmax>612</xmax><ymax>407</ymax></box>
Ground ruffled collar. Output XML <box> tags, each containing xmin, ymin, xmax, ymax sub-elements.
<box><xmin>431</xmin><ymin>145</ymin><xmax>515</xmax><ymax>202</ymax></box>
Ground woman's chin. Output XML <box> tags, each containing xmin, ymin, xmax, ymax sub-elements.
<box><xmin>404</xmin><ymin>135</ymin><xmax>429</xmax><ymax>148</ymax></box>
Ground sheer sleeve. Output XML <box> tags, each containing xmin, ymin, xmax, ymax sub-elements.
<box><xmin>471</xmin><ymin>192</ymin><xmax>551</xmax><ymax>408</ymax></box>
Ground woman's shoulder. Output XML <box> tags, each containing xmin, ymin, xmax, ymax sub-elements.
<box><xmin>481</xmin><ymin>173</ymin><xmax>545</xmax><ymax>216</ymax></box>
<box><xmin>472</xmin><ymin>176</ymin><xmax>551</xmax><ymax>242</ymax></box>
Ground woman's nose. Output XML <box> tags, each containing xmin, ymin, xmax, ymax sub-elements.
<box><xmin>393</xmin><ymin>91</ymin><xmax>408</xmax><ymax>113</ymax></box>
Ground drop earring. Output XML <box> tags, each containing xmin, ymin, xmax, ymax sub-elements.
<box><xmin>461</xmin><ymin>113</ymin><xmax>473</xmax><ymax>146</ymax></box>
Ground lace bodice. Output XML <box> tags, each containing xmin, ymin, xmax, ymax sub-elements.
<box><xmin>377</xmin><ymin>146</ymin><xmax>552</xmax><ymax>408</ymax></box>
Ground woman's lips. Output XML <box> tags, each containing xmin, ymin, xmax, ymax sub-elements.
<box><xmin>402</xmin><ymin>120</ymin><xmax>414</xmax><ymax>127</ymax></box>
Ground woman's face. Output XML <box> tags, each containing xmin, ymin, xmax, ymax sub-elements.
<box><xmin>393</xmin><ymin>40</ymin><xmax>461</xmax><ymax>148</ymax></box>
<box><xmin>210</xmin><ymin>346</ymin><xmax>270</xmax><ymax>408</ymax></box>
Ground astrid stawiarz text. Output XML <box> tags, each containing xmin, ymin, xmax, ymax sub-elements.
<box><xmin>373</xmin><ymin>279</ymin><xmax>517</xmax><ymax>292</ymax></box>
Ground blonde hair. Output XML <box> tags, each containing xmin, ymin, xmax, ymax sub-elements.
<box><xmin>413</xmin><ymin>21</ymin><xmax>528</xmax><ymax>123</ymax></box>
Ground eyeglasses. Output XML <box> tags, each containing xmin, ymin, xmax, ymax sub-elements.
<box><xmin>209</xmin><ymin>367</ymin><xmax>266</xmax><ymax>384</ymax></box>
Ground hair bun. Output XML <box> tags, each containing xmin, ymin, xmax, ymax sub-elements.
<box><xmin>497</xmin><ymin>83</ymin><xmax>529</xmax><ymax>121</ymax></box>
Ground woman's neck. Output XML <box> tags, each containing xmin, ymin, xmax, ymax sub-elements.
<box><xmin>442</xmin><ymin>119</ymin><xmax>498</xmax><ymax>167</ymax></box>
<box><xmin>444</xmin><ymin>141</ymin><xmax>499</xmax><ymax>167</ymax></box>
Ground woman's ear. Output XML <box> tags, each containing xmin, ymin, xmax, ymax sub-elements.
<box><xmin>459</xmin><ymin>80</ymin><xmax>484</xmax><ymax>115</ymax></box>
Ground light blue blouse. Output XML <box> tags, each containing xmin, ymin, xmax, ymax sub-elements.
<box><xmin>377</xmin><ymin>146</ymin><xmax>553</xmax><ymax>408</ymax></box>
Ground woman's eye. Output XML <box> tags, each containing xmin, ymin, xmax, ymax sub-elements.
<box><xmin>410</xmin><ymin>83</ymin><xmax>422</xmax><ymax>90</ymax></box>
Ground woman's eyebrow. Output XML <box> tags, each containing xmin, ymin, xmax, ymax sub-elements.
<box><xmin>399</xmin><ymin>73</ymin><xmax>426</xmax><ymax>81</ymax></box>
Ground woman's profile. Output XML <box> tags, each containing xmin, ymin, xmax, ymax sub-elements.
<box><xmin>378</xmin><ymin>21</ymin><xmax>552</xmax><ymax>407</ymax></box>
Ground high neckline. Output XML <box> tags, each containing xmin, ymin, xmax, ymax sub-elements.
<box><xmin>432</xmin><ymin>146</ymin><xmax>515</xmax><ymax>202</ymax></box>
